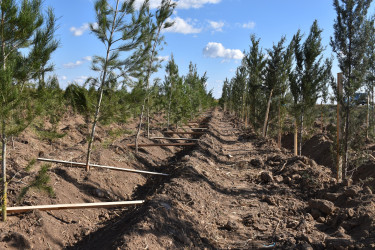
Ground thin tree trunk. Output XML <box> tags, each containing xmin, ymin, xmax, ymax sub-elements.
<box><xmin>86</xmin><ymin>87</ymin><xmax>104</xmax><ymax>171</ymax></box>
<box><xmin>343</xmin><ymin>100</ymin><xmax>350</xmax><ymax>180</ymax></box>
<box><xmin>299</xmin><ymin>108</ymin><xmax>304</xmax><ymax>156</ymax></box>
<box><xmin>294</xmin><ymin>119</ymin><xmax>298</xmax><ymax>156</ymax></box>
<box><xmin>146</xmin><ymin>91</ymin><xmax>151</xmax><ymax>139</ymax></box>
<box><xmin>277</xmin><ymin>99</ymin><xmax>282</xmax><ymax>148</ymax></box>
<box><xmin>135</xmin><ymin>97</ymin><xmax>147</xmax><ymax>153</ymax></box>
<box><xmin>367</xmin><ymin>93</ymin><xmax>370</xmax><ymax>140</ymax></box>
<box><xmin>1</xmin><ymin>133</ymin><xmax>7</xmax><ymax>222</ymax></box>
<box><xmin>320</xmin><ymin>100</ymin><xmax>324</xmax><ymax>133</ymax></box>
<box><xmin>262</xmin><ymin>89</ymin><xmax>273</xmax><ymax>137</ymax></box>
<box><xmin>167</xmin><ymin>88</ymin><xmax>173</xmax><ymax>128</ymax></box>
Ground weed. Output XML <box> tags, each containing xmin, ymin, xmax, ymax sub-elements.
<box><xmin>25</xmin><ymin>159</ymin><xmax>37</xmax><ymax>172</ymax></box>
<box><xmin>18</xmin><ymin>164</ymin><xmax>55</xmax><ymax>202</ymax></box>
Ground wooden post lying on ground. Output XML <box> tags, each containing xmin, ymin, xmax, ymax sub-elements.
<box><xmin>164</xmin><ymin>131</ymin><xmax>205</xmax><ymax>135</ymax></box>
<box><xmin>37</xmin><ymin>158</ymin><xmax>168</xmax><ymax>176</ymax></box>
<box><xmin>150</xmin><ymin>137</ymin><xmax>199</xmax><ymax>141</ymax></box>
<box><xmin>5</xmin><ymin>201</ymin><xmax>144</xmax><ymax>214</ymax></box>
<box><xmin>127</xmin><ymin>143</ymin><xmax>196</xmax><ymax>147</ymax></box>
<box><xmin>179</xmin><ymin>128</ymin><xmax>208</xmax><ymax>130</ymax></box>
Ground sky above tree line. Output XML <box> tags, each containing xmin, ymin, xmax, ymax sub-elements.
<box><xmin>43</xmin><ymin>0</ymin><xmax>365</xmax><ymax>98</ymax></box>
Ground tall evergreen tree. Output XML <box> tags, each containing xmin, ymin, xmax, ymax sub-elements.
<box><xmin>243</xmin><ymin>34</ymin><xmax>266</xmax><ymax>129</ymax></box>
<box><xmin>262</xmin><ymin>37</ymin><xmax>292</xmax><ymax>137</ymax></box>
<box><xmin>290</xmin><ymin>20</ymin><xmax>332</xmax><ymax>155</ymax></box>
<box><xmin>0</xmin><ymin>0</ymin><xmax>59</xmax><ymax>221</ymax></box>
<box><xmin>135</xmin><ymin>0</ymin><xmax>175</xmax><ymax>153</ymax></box>
<box><xmin>86</xmin><ymin>0</ymin><xmax>148</xmax><ymax>169</ymax></box>
<box><xmin>330</xmin><ymin>0</ymin><xmax>372</xmax><ymax>180</ymax></box>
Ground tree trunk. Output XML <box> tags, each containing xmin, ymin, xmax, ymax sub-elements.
<box><xmin>135</xmin><ymin>97</ymin><xmax>147</xmax><ymax>153</ymax></box>
<box><xmin>277</xmin><ymin>99</ymin><xmax>282</xmax><ymax>148</ymax></box>
<box><xmin>167</xmin><ymin>88</ymin><xmax>173</xmax><ymax>128</ymax></box>
<box><xmin>367</xmin><ymin>93</ymin><xmax>370</xmax><ymax>140</ymax></box>
<box><xmin>262</xmin><ymin>89</ymin><xmax>273</xmax><ymax>137</ymax></box>
<box><xmin>298</xmin><ymin>108</ymin><xmax>304</xmax><ymax>156</ymax></box>
<box><xmin>1</xmin><ymin>133</ymin><xmax>7</xmax><ymax>221</ymax></box>
<box><xmin>320</xmin><ymin>100</ymin><xmax>324</xmax><ymax>133</ymax></box>
<box><xmin>343</xmin><ymin>100</ymin><xmax>350</xmax><ymax>180</ymax></box>
<box><xmin>147</xmin><ymin>97</ymin><xmax>150</xmax><ymax>138</ymax></box>
<box><xmin>294</xmin><ymin>119</ymin><xmax>298</xmax><ymax>156</ymax></box>
<box><xmin>86</xmin><ymin>87</ymin><xmax>104</xmax><ymax>171</ymax></box>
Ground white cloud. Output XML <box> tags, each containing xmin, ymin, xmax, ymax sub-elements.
<box><xmin>242</xmin><ymin>21</ymin><xmax>256</xmax><ymax>29</ymax></box>
<box><xmin>203</xmin><ymin>42</ymin><xmax>244</xmax><ymax>60</ymax></box>
<box><xmin>164</xmin><ymin>17</ymin><xmax>202</xmax><ymax>34</ymax></box>
<box><xmin>74</xmin><ymin>76</ymin><xmax>89</xmax><ymax>84</ymax></box>
<box><xmin>134</xmin><ymin>0</ymin><xmax>220</xmax><ymax>9</ymax></box>
<box><xmin>70</xmin><ymin>23</ymin><xmax>90</xmax><ymax>36</ymax></box>
<box><xmin>60</xmin><ymin>76</ymin><xmax>67</xmax><ymax>81</ymax></box>
<box><xmin>208</xmin><ymin>20</ymin><xmax>224</xmax><ymax>32</ymax></box>
<box><xmin>177</xmin><ymin>0</ymin><xmax>221</xmax><ymax>9</ymax></box>
<box><xmin>63</xmin><ymin>56</ymin><xmax>93</xmax><ymax>68</ymax></box>
<box><xmin>83</xmin><ymin>56</ymin><xmax>92</xmax><ymax>61</ymax></box>
<box><xmin>157</xmin><ymin>55</ymin><xmax>170</xmax><ymax>62</ymax></box>
<box><xmin>63</xmin><ymin>60</ymin><xmax>84</xmax><ymax>68</ymax></box>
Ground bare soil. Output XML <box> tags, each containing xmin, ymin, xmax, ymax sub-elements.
<box><xmin>1</xmin><ymin>109</ymin><xmax>375</xmax><ymax>249</ymax></box>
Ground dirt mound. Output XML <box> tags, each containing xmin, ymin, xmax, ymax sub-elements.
<box><xmin>302</xmin><ymin>134</ymin><xmax>334</xmax><ymax>170</ymax></box>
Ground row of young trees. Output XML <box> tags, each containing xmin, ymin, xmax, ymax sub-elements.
<box><xmin>220</xmin><ymin>0</ymin><xmax>375</xmax><ymax>182</ymax></box>
<box><xmin>0</xmin><ymin>0</ymin><xmax>214</xmax><ymax>221</ymax></box>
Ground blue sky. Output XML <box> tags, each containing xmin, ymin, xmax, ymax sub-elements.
<box><xmin>43</xmin><ymin>0</ymin><xmax>342</xmax><ymax>98</ymax></box>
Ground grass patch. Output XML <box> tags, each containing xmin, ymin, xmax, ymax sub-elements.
<box><xmin>25</xmin><ymin>159</ymin><xmax>37</xmax><ymax>172</ymax></box>
<box><xmin>18</xmin><ymin>164</ymin><xmax>55</xmax><ymax>202</ymax></box>
<box><xmin>37</xmin><ymin>130</ymin><xmax>66</xmax><ymax>142</ymax></box>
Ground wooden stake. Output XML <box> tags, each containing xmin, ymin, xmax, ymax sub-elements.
<box><xmin>5</xmin><ymin>200</ymin><xmax>144</xmax><ymax>214</ymax></box>
<box><xmin>164</xmin><ymin>131</ymin><xmax>205</xmax><ymax>135</ymax></box>
<box><xmin>127</xmin><ymin>143</ymin><xmax>196</xmax><ymax>147</ymax></box>
<box><xmin>150</xmin><ymin>137</ymin><xmax>199</xmax><ymax>141</ymax></box>
<box><xmin>178</xmin><ymin>128</ymin><xmax>208</xmax><ymax>130</ymax></box>
<box><xmin>37</xmin><ymin>158</ymin><xmax>168</xmax><ymax>176</ymax></box>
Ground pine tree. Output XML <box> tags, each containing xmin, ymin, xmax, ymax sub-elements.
<box><xmin>86</xmin><ymin>0</ymin><xmax>148</xmax><ymax>169</ymax></box>
<box><xmin>330</xmin><ymin>0</ymin><xmax>372</xmax><ymax>180</ymax></box>
<box><xmin>135</xmin><ymin>0</ymin><xmax>175</xmax><ymax>153</ymax></box>
<box><xmin>290</xmin><ymin>20</ymin><xmax>332</xmax><ymax>155</ymax></box>
<box><xmin>243</xmin><ymin>34</ymin><xmax>266</xmax><ymax>129</ymax></box>
<box><xmin>0</xmin><ymin>0</ymin><xmax>59</xmax><ymax>221</ymax></box>
<box><xmin>262</xmin><ymin>36</ymin><xmax>292</xmax><ymax>137</ymax></box>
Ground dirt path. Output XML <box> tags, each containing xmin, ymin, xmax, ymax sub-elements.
<box><xmin>2</xmin><ymin>109</ymin><xmax>375</xmax><ymax>249</ymax></box>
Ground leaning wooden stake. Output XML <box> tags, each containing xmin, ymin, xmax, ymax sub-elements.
<box><xmin>150</xmin><ymin>137</ymin><xmax>199</xmax><ymax>141</ymax></box>
<box><xmin>37</xmin><ymin>158</ymin><xmax>168</xmax><ymax>176</ymax></box>
<box><xmin>164</xmin><ymin>131</ymin><xmax>205</xmax><ymax>135</ymax></box>
<box><xmin>127</xmin><ymin>143</ymin><xmax>196</xmax><ymax>147</ymax></box>
<box><xmin>4</xmin><ymin>200</ymin><xmax>144</xmax><ymax>214</ymax></box>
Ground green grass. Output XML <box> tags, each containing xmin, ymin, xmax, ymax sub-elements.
<box><xmin>18</xmin><ymin>164</ymin><xmax>55</xmax><ymax>202</ymax></box>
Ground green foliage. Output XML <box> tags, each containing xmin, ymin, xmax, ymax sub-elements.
<box><xmin>25</xmin><ymin>159</ymin><xmax>37</xmax><ymax>172</ymax></box>
<box><xmin>330</xmin><ymin>0</ymin><xmax>373</xmax><ymax>175</ymax></box>
<box><xmin>18</xmin><ymin>164</ymin><xmax>55</xmax><ymax>202</ymax></box>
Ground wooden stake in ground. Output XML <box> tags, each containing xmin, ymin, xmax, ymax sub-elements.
<box><xmin>164</xmin><ymin>131</ymin><xmax>205</xmax><ymax>135</ymax></box>
<box><xmin>4</xmin><ymin>201</ymin><xmax>144</xmax><ymax>215</ymax></box>
<box><xmin>127</xmin><ymin>143</ymin><xmax>196</xmax><ymax>147</ymax></box>
<box><xmin>37</xmin><ymin>158</ymin><xmax>168</xmax><ymax>176</ymax></box>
